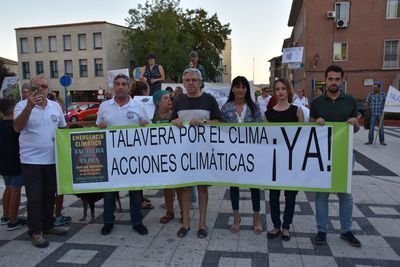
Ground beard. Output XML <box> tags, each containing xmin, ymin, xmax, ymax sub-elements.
<box><xmin>327</xmin><ymin>85</ymin><xmax>340</xmax><ymax>93</ymax></box>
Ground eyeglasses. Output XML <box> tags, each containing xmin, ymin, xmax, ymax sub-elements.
<box><xmin>327</xmin><ymin>77</ymin><xmax>342</xmax><ymax>82</ymax></box>
<box><xmin>183</xmin><ymin>78</ymin><xmax>200</xmax><ymax>83</ymax></box>
<box><xmin>32</xmin><ymin>84</ymin><xmax>48</xmax><ymax>89</ymax></box>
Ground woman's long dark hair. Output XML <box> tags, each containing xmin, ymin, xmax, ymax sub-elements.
<box><xmin>227</xmin><ymin>76</ymin><xmax>258</xmax><ymax>118</ymax></box>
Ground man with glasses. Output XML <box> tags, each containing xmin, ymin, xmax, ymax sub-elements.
<box><xmin>96</xmin><ymin>74</ymin><xmax>150</xmax><ymax>236</ymax></box>
<box><xmin>310</xmin><ymin>65</ymin><xmax>361</xmax><ymax>247</ymax></box>
<box><xmin>14</xmin><ymin>76</ymin><xmax>68</xmax><ymax>248</ymax></box>
<box><xmin>171</xmin><ymin>68</ymin><xmax>222</xmax><ymax>238</ymax></box>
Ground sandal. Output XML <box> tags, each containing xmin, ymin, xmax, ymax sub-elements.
<box><xmin>141</xmin><ymin>201</ymin><xmax>154</xmax><ymax>209</ymax></box>
<box><xmin>160</xmin><ymin>212</ymin><xmax>174</xmax><ymax>224</ymax></box>
<box><xmin>281</xmin><ymin>229</ymin><xmax>291</xmax><ymax>241</ymax></box>
<box><xmin>177</xmin><ymin>227</ymin><xmax>190</xmax><ymax>237</ymax></box>
<box><xmin>253</xmin><ymin>214</ymin><xmax>263</xmax><ymax>234</ymax></box>
<box><xmin>267</xmin><ymin>229</ymin><xmax>281</xmax><ymax>239</ymax></box>
<box><xmin>197</xmin><ymin>228</ymin><xmax>208</xmax><ymax>238</ymax></box>
<box><xmin>230</xmin><ymin>218</ymin><xmax>241</xmax><ymax>233</ymax></box>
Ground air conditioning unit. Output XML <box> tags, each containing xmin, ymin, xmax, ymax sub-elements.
<box><xmin>327</xmin><ymin>11</ymin><xmax>336</xmax><ymax>19</ymax></box>
<box><xmin>336</xmin><ymin>19</ymin><xmax>348</xmax><ymax>28</ymax></box>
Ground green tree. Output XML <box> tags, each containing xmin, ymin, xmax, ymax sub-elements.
<box><xmin>120</xmin><ymin>0</ymin><xmax>231</xmax><ymax>82</ymax></box>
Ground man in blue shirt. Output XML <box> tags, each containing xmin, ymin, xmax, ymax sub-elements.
<box><xmin>365</xmin><ymin>83</ymin><xmax>386</xmax><ymax>145</ymax></box>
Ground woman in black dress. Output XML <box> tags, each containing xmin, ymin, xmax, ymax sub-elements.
<box><xmin>265</xmin><ymin>78</ymin><xmax>304</xmax><ymax>241</ymax></box>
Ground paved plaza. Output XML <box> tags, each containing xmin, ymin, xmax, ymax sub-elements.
<box><xmin>0</xmin><ymin>126</ymin><xmax>400</xmax><ymax>267</ymax></box>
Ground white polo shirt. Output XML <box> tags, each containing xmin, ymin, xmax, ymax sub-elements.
<box><xmin>14</xmin><ymin>99</ymin><xmax>67</xmax><ymax>164</ymax></box>
<box><xmin>96</xmin><ymin>97</ymin><xmax>150</xmax><ymax>127</ymax></box>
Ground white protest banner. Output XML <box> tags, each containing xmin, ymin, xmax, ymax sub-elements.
<box><xmin>56</xmin><ymin>123</ymin><xmax>352</xmax><ymax>194</ymax></box>
<box><xmin>282</xmin><ymin>47</ymin><xmax>304</xmax><ymax>63</ymax></box>
<box><xmin>383</xmin><ymin>86</ymin><xmax>400</xmax><ymax>113</ymax></box>
<box><xmin>0</xmin><ymin>77</ymin><xmax>20</xmax><ymax>102</ymax></box>
<box><xmin>107</xmin><ymin>69</ymin><xmax>129</xmax><ymax>88</ymax></box>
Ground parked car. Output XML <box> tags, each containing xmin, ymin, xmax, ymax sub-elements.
<box><xmin>65</xmin><ymin>102</ymin><xmax>100</xmax><ymax>122</ymax></box>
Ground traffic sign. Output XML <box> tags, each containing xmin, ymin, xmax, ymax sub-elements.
<box><xmin>60</xmin><ymin>75</ymin><xmax>72</xmax><ymax>87</ymax></box>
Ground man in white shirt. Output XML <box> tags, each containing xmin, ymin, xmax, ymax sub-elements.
<box><xmin>257</xmin><ymin>86</ymin><xmax>271</xmax><ymax>119</ymax></box>
<box><xmin>14</xmin><ymin>76</ymin><xmax>67</xmax><ymax>248</ymax></box>
<box><xmin>293</xmin><ymin>88</ymin><xmax>309</xmax><ymax>108</ymax></box>
<box><xmin>97</xmin><ymin>74</ymin><xmax>151</xmax><ymax>236</ymax></box>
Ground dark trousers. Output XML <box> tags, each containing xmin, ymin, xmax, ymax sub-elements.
<box><xmin>269</xmin><ymin>190</ymin><xmax>298</xmax><ymax>230</ymax></box>
<box><xmin>230</xmin><ymin>187</ymin><xmax>260</xmax><ymax>212</ymax></box>
<box><xmin>21</xmin><ymin>164</ymin><xmax>56</xmax><ymax>235</ymax></box>
<box><xmin>103</xmin><ymin>190</ymin><xmax>143</xmax><ymax>225</ymax></box>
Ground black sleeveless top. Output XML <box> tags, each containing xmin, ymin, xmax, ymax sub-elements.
<box><xmin>265</xmin><ymin>104</ymin><xmax>298</xmax><ymax>122</ymax></box>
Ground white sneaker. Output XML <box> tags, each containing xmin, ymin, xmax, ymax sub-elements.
<box><xmin>190</xmin><ymin>203</ymin><xmax>198</xmax><ymax>210</ymax></box>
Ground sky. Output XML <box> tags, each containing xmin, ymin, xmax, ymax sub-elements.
<box><xmin>0</xmin><ymin>0</ymin><xmax>293</xmax><ymax>84</ymax></box>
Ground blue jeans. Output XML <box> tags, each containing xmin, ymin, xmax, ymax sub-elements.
<box><xmin>315</xmin><ymin>192</ymin><xmax>353</xmax><ymax>233</ymax></box>
<box><xmin>368</xmin><ymin>115</ymin><xmax>384</xmax><ymax>143</ymax></box>
<box><xmin>103</xmin><ymin>191</ymin><xmax>143</xmax><ymax>225</ymax></box>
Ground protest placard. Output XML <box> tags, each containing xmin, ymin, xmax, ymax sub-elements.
<box><xmin>56</xmin><ymin>123</ymin><xmax>352</xmax><ymax>194</ymax></box>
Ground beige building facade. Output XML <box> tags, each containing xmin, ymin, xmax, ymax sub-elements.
<box><xmin>222</xmin><ymin>39</ymin><xmax>232</xmax><ymax>83</ymax></box>
<box><xmin>15</xmin><ymin>21</ymin><xmax>134</xmax><ymax>101</ymax></box>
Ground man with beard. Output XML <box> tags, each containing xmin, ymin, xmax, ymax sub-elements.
<box><xmin>309</xmin><ymin>65</ymin><xmax>361</xmax><ymax>247</ymax></box>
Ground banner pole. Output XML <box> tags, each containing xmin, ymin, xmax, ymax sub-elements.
<box><xmin>373</xmin><ymin>112</ymin><xmax>385</xmax><ymax>144</ymax></box>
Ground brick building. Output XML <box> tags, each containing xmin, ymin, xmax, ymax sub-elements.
<box><xmin>280</xmin><ymin>0</ymin><xmax>400</xmax><ymax>101</ymax></box>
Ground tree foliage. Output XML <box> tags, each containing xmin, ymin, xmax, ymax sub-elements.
<box><xmin>120</xmin><ymin>0</ymin><xmax>231</xmax><ymax>82</ymax></box>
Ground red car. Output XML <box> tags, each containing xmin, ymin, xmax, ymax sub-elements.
<box><xmin>65</xmin><ymin>102</ymin><xmax>100</xmax><ymax>122</ymax></box>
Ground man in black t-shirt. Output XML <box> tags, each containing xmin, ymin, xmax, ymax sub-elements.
<box><xmin>310</xmin><ymin>65</ymin><xmax>361</xmax><ymax>248</ymax></box>
<box><xmin>171</xmin><ymin>68</ymin><xmax>222</xmax><ymax>239</ymax></box>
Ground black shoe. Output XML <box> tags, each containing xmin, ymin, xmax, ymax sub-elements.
<box><xmin>101</xmin><ymin>223</ymin><xmax>113</xmax><ymax>235</ymax></box>
<box><xmin>197</xmin><ymin>228</ymin><xmax>208</xmax><ymax>239</ymax></box>
<box><xmin>6</xmin><ymin>218</ymin><xmax>27</xmax><ymax>231</ymax></box>
<box><xmin>364</xmin><ymin>142</ymin><xmax>373</xmax><ymax>145</ymax></box>
<box><xmin>380</xmin><ymin>142</ymin><xmax>387</xmax><ymax>146</ymax></box>
<box><xmin>267</xmin><ymin>229</ymin><xmax>281</xmax><ymax>239</ymax></box>
<box><xmin>133</xmin><ymin>223</ymin><xmax>148</xmax><ymax>235</ymax></box>
<box><xmin>177</xmin><ymin>227</ymin><xmax>190</xmax><ymax>237</ymax></box>
<box><xmin>313</xmin><ymin>231</ymin><xmax>327</xmax><ymax>245</ymax></box>
<box><xmin>340</xmin><ymin>231</ymin><xmax>361</xmax><ymax>247</ymax></box>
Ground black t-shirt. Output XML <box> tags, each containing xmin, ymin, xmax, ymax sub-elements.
<box><xmin>171</xmin><ymin>93</ymin><xmax>222</xmax><ymax>121</ymax></box>
<box><xmin>265</xmin><ymin>104</ymin><xmax>299</xmax><ymax>122</ymax></box>
<box><xmin>0</xmin><ymin>120</ymin><xmax>21</xmax><ymax>175</ymax></box>
<box><xmin>310</xmin><ymin>93</ymin><xmax>358</xmax><ymax>122</ymax></box>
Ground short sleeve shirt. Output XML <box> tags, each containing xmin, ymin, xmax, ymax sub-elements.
<box><xmin>310</xmin><ymin>93</ymin><xmax>358</xmax><ymax>122</ymax></box>
<box><xmin>14</xmin><ymin>99</ymin><xmax>67</xmax><ymax>164</ymax></box>
<box><xmin>96</xmin><ymin>97</ymin><xmax>150</xmax><ymax>127</ymax></box>
<box><xmin>170</xmin><ymin>93</ymin><xmax>222</xmax><ymax>122</ymax></box>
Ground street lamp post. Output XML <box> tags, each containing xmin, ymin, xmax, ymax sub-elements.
<box><xmin>312</xmin><ymin>53</ymin><xmax>320</xmax><ymax>99</ymax></box>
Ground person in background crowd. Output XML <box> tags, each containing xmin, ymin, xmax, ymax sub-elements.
<box><xmin>165</xmin><ymin>86</ymin><xmax>173</xmax><ymax>94</ymax></box>
<box><xmin>0</xmin><ymin>98</ymin><xmax>26</xmax><ymax>231</ymax></box>
<box><xmin>152</xmin><ymin>90</ymin><xmax>178</xmax><ymax>224</ymax></box>
<box><xmin>365</xmin><ymin>83</ymin><xmax>386</xmax><ymax>145</ymax></box>
<box><xmin>266</xmin><ymin>95</ymin><xmax>278</xmax><ymax>112</ymax></box>
<box><xmin>131</xmin><ymin>81</ymin><xmax>150</xmax><ymax>97</ymax></box>
<box><xmin>104</xmin><ymin>90</ymin><xmax>113</xmax><ymax>100</ymax></box>
<box><xmin>14</xmin><ymin>76</ymin><xmax>68</xmax><ymax>248</ymax></box>
<box><xmin>293</xmin><ymin>88</ymin><xmax>309</xmax><ymax>108</ymax></box>
<box><xmin>97</xmin><ymin>74</ymin><xmax>151</xmax><ymax>236</ymax></box>
<box><xmin>310</xmin><ymin>65</ymin><xmax>361</xmax><ymax>247</ymax></box>
<box><xmin>171</xmin><ymin>68</ymin><xmax>222</xmax><ymax>238</ymax></box>
<box><xmin>257</xmin><ymin>86</ymin><xmax>271</xmax><ymax>119</ymax></box>
<box><xmin>21</xmin><ymin>83</ymin><xmax>31</xmax><ymax>100</ymax></box>
<box><xmin>220</xmin><ymin>76</ymin><xmax>263</xmax><ymax>234</ymax></box>
<box><xmin>186</xmin><ymin>51</ymin><xmax>206</xmax><ymax>88</ymax></box>
<box><xmin>265</xmin><ymin>78</ymin><xmax>304</xmax><ymax>241</ymax></box>
<box><xmin>140</xmin><ymin>53</ymin><xmax>165</xmax><ymax>96</ymax></box>
<box><xmin>316</xmin><ymin>87</ymin><xmax>324</xmax><ymax>97</ymax></box>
